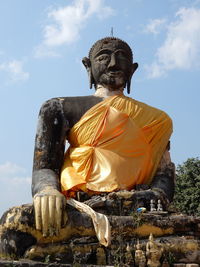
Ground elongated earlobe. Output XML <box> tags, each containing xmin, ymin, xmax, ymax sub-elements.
<box><xmin>127</xmin><ymin>79</ymin><xmax>131</xmax><ymax>94</ymax></box>
<box><xmin>127</xmin><ymin>63</ymin><xmax>138</xmax><ymax>94</ymax></box>
<box><xmin>89</xmin><ymin>71</ymin><xmax>93</xmax><ymax>89</ymax></box>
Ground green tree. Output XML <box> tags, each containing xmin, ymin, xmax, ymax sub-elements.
<box><xmin>173</xmin><ymin>157</ymin><xmax>200</xmax><ymax>216</ymax></box>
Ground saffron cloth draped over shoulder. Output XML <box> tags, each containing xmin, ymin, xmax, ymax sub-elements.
<box><xmin>61</xmin><ymin>95</ymin><xmax>172</xmax><ymax>195</ymax></box>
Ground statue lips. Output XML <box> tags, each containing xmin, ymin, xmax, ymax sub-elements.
<box><xmin>103</xmin><ymin>70</ymin><xmax>126</xmax><ymax>88</ymax></box>
<box><xmin>93</xmin><ymin>68</ymin><xmax>125</xmax><ymax>89</ymax></box>
<box><xmin>104</xmin><ymin>69</ymin><xmax>125</xmax><ymax>81</ymax></box>
<box><xmin>107</xmin><ymin>71</ymin><xmax>124</xmax><ymax>78</ymax></box>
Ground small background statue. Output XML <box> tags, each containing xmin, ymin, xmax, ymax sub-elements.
<box><xmin>146</xmin><ymin>233</ymin><xmax>163</xmax><ymax>267</ymax></box>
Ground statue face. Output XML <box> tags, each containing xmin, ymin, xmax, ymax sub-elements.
<box><xmin>90</xmin><ymin>40</ymin><xmax>133</xmax><ymax>90</ymax></box>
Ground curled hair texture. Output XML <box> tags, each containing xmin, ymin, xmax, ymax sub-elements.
<box><xmin>89</xmin><ymin>37</ymin><xmax>133</xmax><ymax>62</ymax></box>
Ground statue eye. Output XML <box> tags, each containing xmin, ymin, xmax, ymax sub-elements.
<box><xmin>117</xmin><ymin>51</ymin><xmax>127</xmax><ymax>59</ymax></box>
<box><xmin>116</xmin><ymin>50</ymin><xmax>129</xmax><ymax>61</ymax></box>
<box><xmin>97</xmin><ymin>55</ymin><xmax>110</xmax><ymax>62</ymax></box>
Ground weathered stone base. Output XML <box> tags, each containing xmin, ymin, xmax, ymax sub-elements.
<box><xmin>0</xmin><ymin>259</ymin><xmax>115</xmax><ymax>266</ymax></box>
<box><xmin>0</xmin><ymin>260</ymin><xmax>200</xmax><ymax>267</ymax></box>
<box><xmin>1</xmin><ymin>204</ymin><xmax>200</xmax><ymax>266</ymax></box>
<box><xmin>19</xmin><ymin>236</ymin><xmax>200</xmax><ymax>265</ymax></box>
<box><xmin>0</xmin><ymin>259</ymin><xmax>72</xmax><ymax>266</ymax></box>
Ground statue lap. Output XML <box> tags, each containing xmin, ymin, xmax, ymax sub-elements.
<box><xmin>0</xmin><ymin>188</ymin><xmax>173</xmax><ymax>259</ymax></box>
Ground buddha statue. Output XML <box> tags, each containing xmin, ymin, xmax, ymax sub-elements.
<box><xmin>146</xmin><ymin>233</ymin><xmax>163</xmax><ymax>267</ymax></box>
<box><xmin>32</xmin><ymin>36</ymin><xmax>175</xmax><ymax>236</ymax></box>
<box><xmin>135</xmin><ymin>239</ymin><xmax>146</xmax><ymax>267</ymax></box>
<box><xmin>0</xmin><ymin>37</ymin><xmax>175</xmax><ymax>259</ymax></box>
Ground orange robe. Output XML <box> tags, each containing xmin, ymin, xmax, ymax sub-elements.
<box><xmin>61</xmin><ymin>95</ymin><xmax>172</xmax><ymax>195</ymax></box>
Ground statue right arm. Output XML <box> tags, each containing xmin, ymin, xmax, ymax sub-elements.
<box><xmin>32</xmin><ymin>98</ymin><xmax>68</xmax><ymax>236</ymax></box>
<box><xmin>150</xmin><ymin>146</ymin><xmax>175</xmax><ymax>204</ymax></box>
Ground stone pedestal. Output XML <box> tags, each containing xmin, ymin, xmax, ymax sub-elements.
<box><xmin>1</xmin><ymin>203</ymin><xmax>200</xmax><ymax>266</ymax></box>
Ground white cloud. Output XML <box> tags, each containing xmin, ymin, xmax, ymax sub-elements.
<box><xmin>0</xmin><ymin>162</ymin><xmax>26</xmax><ymax>176</ymax></box>
<box><xmin>0</xmin><ymin>162</ymin><xmax>31</xmax><ymax>185</ymax></box>
<box><xmin>145</xmin><ymin>18</ymin><xmax>166</xmax><ymax>35</ymax></box>
<box><xmin>146</xmin><ymin>7</ymin><xmax>200</xmax><ymax>78</ymax></box>
<box><xmin>34</xmin><ymin>46</ymin><xmax>61</xmax><ymax>58</ymax></box>
<box><xmin>146</xmin><ymin>62</ymin><xmax>166</xmax><ymax>79</ymax></box>
<box><xmin>0</xmin><ymin>162</ymin><xmax>32</xmax><ymax>216</ymax></box>
<box><xmin>35</xmin><ymin>0</ymin><xmax>114</xmax><ymax>58</ymax></box>
<box><xmin>0</xmin><ymin>60</ymin><xmax>29</xmax><ymax>82</ymax></box>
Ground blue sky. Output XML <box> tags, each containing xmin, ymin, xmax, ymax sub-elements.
<box><xmin>0</xmin><ymin>0</ymin><xmax>200</xmax><ymax>216</ymax></box>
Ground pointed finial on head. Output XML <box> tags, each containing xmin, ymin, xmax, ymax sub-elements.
<box><xmin>136</xmin><ymin>239</ymin><xmax>141</xmax><ymax>249</ymax></box>
<box><xmin>149</xmin><ymin>233</ymin><xmax>154</xmax><ymax>241</ymax></box>
<box><xmin>126</xmin><ymin>243</ymin><xmax>131</xmax><ymax>252</ymax></box>
<box><xmin>111</xmin><ymin>27</ymin><xmax>113</xmax><ymax>37</ymax></box>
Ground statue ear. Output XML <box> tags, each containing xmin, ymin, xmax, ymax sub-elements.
<box><xmin>132</xmin><ymin>62</ymin><xmax>138</xmax><ymax>74</ymax></box>
<box><xmin>82</xmin><ymin>57</ymin><xmax>91</xmax><ymax>70</ymax></box>
<box><xmin>127</xmin><ymin>62</ymin><xmax>138</xmax><ymax>94</ymax></box>
<box><xmin>82</xmin><ymin>57</ymin><xmax>93</xmax><ymax>89</ymax></box>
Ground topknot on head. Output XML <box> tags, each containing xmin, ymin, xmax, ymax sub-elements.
<box><xmin>89</xmin><ymin>37</ymin><xmax>133</xmax><ymax>61</ymax></box>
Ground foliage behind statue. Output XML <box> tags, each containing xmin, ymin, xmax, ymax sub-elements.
<box><xmin>173</xmin><ymin>157</ymin><xmax>200</xmax><ymax>216</ymax></box>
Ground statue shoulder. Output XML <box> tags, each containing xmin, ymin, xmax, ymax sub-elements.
<box><xmin>40</xmin><ymin>95</ymin><xmax>102</xmax><ymax>111</ymax></box>
<box><xmin>39</xmin><ymin>97</ymin><xmax>64</xmax><ymax>115</ymax></box>
<box><xmin>39</xmin><ymin>95</ymin><xmax>103</xmax><ymax>128</ymax></box>
<box><xmin>132</xmin><ymin>98</ymin><xmax>172</xmax><ymax>124</ymax></box>
<box><xmin>38</xmin><ymin>96</ymin><xmax>87</xmax><ymax>116</ymax></box>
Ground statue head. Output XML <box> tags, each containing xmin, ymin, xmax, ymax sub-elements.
<box><xmin>82</xmin><ymin>37</ymin><xmax>138</xmax><ymax>94</ymax></box>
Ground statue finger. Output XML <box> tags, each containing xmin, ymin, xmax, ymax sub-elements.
<box><xmin>41</xmin><ymin>196</ymin><xmax>49</xmax><ymax>237</ymax></box>
<box><xmin>49</xmin><ymin>195</ymin><xmax>56</xmax><ymax>236</ymax></box>
<box><xmin>84</xmin><ymin>199</ymin><xmax>94</xmax><ymax>206</ymax></box>
<box><xmin>55</xmin><ymin>197</ymin><xmax>62</xmax><ymax>235</ymax></box>
<box><xmin>34</xmin><ymin>196</ymin><xmax>42</xmax><ymax>231</ymax></box>
<box><xmin>62</xmin><ymin>198</ymin><xmax>68</xmax><ymax>227</ymax></box>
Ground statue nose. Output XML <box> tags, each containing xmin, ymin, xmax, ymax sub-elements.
<box><xmin>108</xmin><ymin>53</ymin><xmax>117</xmax><ymax>69</ymax></box>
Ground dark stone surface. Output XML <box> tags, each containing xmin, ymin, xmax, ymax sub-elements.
<box><xmin>0</xmin><ymin>260</ymin><xmax>111</xmax><ymax>266</ymax></box>
<box><xmin>32</xmin><ymin>95</ymin><xmax>103</xmax><ymax>196</ymax></box>
<box><xmin>0</xmin><ymin>205</ymin><xmax>34</xmax><ymax>227</ymax></box>
<box><xmin>0</xmin><ymin>229</ymin><xmax>36</xmax><ymax>257</ymax></box>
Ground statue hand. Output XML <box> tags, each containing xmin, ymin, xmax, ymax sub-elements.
<box><xmin>33</xmin><ymin>187</ymin><xmax>67</xmax><ymax>237</ymax></box>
